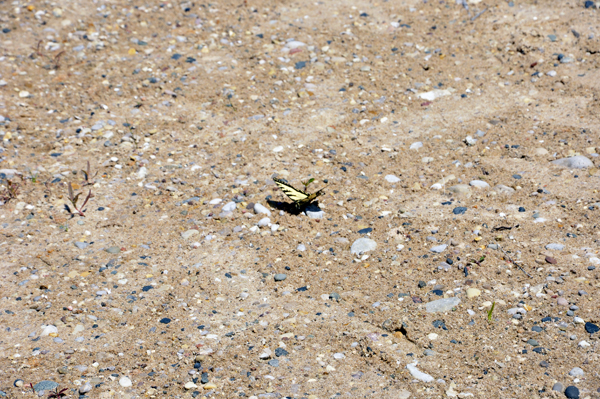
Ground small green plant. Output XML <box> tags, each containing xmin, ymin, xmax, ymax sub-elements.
<box><xmin>67</xmin><ymin>182</ymin><xmax>93</xmax><ymax>217</ymax></box>
<box><xmin>81</xmin><ymin>161</ymin><xmax>97</xmax><ymax>186</ymax></box>
<box><xmin>487</xmin><ymin>301</ymin><xmax>496</xmax><ymax>322</ymax></box>
<box><xmin>26</xmin><ymin>168</ymin><xmax>39</xmax><ymax>183</ymax></box>
<box><xmin>301</xmin><ymin>178</ymin><xmax>315</xmax><ymax>189</ymax></box>
<box><xmin>47</xmin><ymin>386</ymin><xmax>68</xmax><ymax>398</ymax></box>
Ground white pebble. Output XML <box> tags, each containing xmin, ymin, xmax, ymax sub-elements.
<box><xmin>119</xmin><ymin>376</ymin><xmax>132</xmax><ymax>387</ymax></box>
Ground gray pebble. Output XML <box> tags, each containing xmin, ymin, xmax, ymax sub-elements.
<box><xmin>350</xmin><ymin>238</ymin><xmax>377</xmax><ymax>255</ymax></box>
<box><xmin>569</xmin><ymin>367</ymin><xmax>584</xmax><ymax>377</ymax></box>
<box><xmin>426</xmin><ymin>297</ymin><xmax>461</xmax><ymax>313</ymax></box>
<box><xmin>79</xmin><ymin>382</ymin><xmax>92</xmax><ymax>394</ymax></box>
<box><xmin>551</xmin><ymin>155</ymin><xmax>594</xmax><ymax>169</ymax></box>
<box><xmin>274</xmin><ymin>274</ymin><xmax>287</xmax><ymax>282</ymax></box>
<box><xmin>552</xmin><ymin>382</ymin><xmax>564</xmax><ymax>392</ymax></box>
<box><xmin>33</xmin><ymin>381</ymin><xmax>59</xmax><ymax>392</ymax></box>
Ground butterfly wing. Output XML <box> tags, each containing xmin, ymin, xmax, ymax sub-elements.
<box><xmin>273</xmin><ymin>178</ymin><xmax>309</xmax><ymax>205</ymax></box>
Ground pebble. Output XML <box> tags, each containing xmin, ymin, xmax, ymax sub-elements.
<box><xmin>557</xmin><ymin>297</ymin><xmax>568</xmax><ymax>306</ymax></box>
<box><xmin>569</xmin><ymin>367</ymin><xmax>584</xmax><ymax>377</ymax></box>
<box><xmin>254</xmin><ymin>203</ymin><xmax>271</xmax><ymax>216</ymax></box>
<box><xmin>452</xmin><ymin>207</ymin><xmax>467</xmax><ymax>215</ymax></box>
<box><xmin>552</xmin><ymin>156</ymin><xmax>594</xmax><ymax>169</ymax></box>
<box><xmin>274</xmin><ymin>274</ymin><xmax>287</xmax><ymax>282</ymax></box>
<box><xmin>305</xmin><ymin>204</ymin><xmax>325</xmax><ymax>219</ymax></box>
<box><xmin>13</xmin><ymin>379</ymin><xmax>23</xmax><ymax>388</ymax></box>
<box><xmin>185</xmin><ymin>382</ymin><xmax>198</xmax><ymax>390</ymax></box>
<box><xmin>79</xmin><ymin>382</ymin><xmax>92</xmax><ymax>394</ymax></box>
<box><xmin>564</xmin><ymin>386</ymin><xmax>580</xmax><ymax>399</ymax></box>
<box><xmin>119</xmin><ymin>376</ymin><xmax>132</xmax><ymax>387</ymax></box>
<box><xmin>430</xmin><ymin>244</ymin><xmax>447</xmax><ymax>253</ymax></box>
<box><xmin>426</xmin><ymin>297</ymin><xmax>461</xmax><ymax>313</ymax></box>
<box><xmin>469</xmin><ymin>180</ymin><xmax>490</xmax><ymax>189</ymax></box>
<box><xmin>222</xmin><ymin>201</ymin><xmax>237</xmax><ymax>212</ymax></box>
<box><xmin>385</xmin><ymin>174</ymin><xmax>401</xmax><ymax>183</ymax></box>
<box><xmin>350</xmin><ymin>238</ymin><xmax>377</xmax><ymax>255</ymax></box>
<box><xmin>494</xmin><ymin>184</ymin><xmax>515</xmax><ymax>195</ymax></box>
<box><xmin>258</xmin><ymin>217</ymin><xmax>271</xmax><ymax>227</ymax></box>
<box><xmin>546</xmin><ymin>243</ymin><xmax>565</xmax><ymax>250</ymax></box>
<box><xmin>466</xmin><ymin>288</ymin><xmax>481</xmax><ymax>298</ymax></box>
<box><xmin>448</xmin><ymin>184</ymin><xmax>470</xmax><ymax>195</ymax></box>
<box><xmin>33</xmin><ymin>381</ymin><xmax>59</xmax><ymax>392</ymax></box>
<box><xmin>585</xmin><ymin>322</ymin><xmax>599</xmax><ymax>334</ymax></box>
<box><xmin>553</xmin><ymin>382</ymin><xmax>564</xmax><ymax>392</ymax></box>
<box><xmin>406</xmin><ymin>362</ymin><xmax>435</xmax><ymax>382</ymax></box>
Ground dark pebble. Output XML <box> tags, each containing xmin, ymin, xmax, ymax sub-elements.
<box><xmin>532</xmin><ymin>326</ymin><xmax>543</xmax><ymax>332</ymax></box>
<box><xmin>584</xmin><ymin>0</ymin><xmax>595</xmax><ymax>8</ymax></box>
<box><xmin>545</xmin><ymin>256</ymin><xmax>557</xmax><ymax>264</ymax></box>
<box><xmin>275</xmin><ymin>348</ymin><xmax>289</xmax><ymax>357</ymax></box>
<box><xmin>452</xmin><ymin>207</ymin><xmax>467</xmax><ymax>215</ymax></box>
<box><xmin>159</xmin><ymin>318</ymin><xmax>171</xmax><ymax>324</ymax></box>
<box><xmin>201</xmin><ymin>372</ymin><xmax>209</xmax><ymax>384</ymax></box>
<box><xmin>565</xmin><ymin>386</ymin><xmax>580</xmax><ymax>399</ymax></box>
<box><xmin>539</xmin><ymin>360</ymin><xmax>550</xmax><ymax>368</ymax></box>
<box><xmin>585</xmin><ymin>322</ymin><xmax>600</xmax><ymax>334</ymax></box>
<box><xmin>418</xmin><ymin>280</ymin><xmax>426</xmax><ymax>288</ymax></box>
<box><xmin>518</xmin><ymin>207</ymin><xmax>526</xmax><ymax>212</ymax></box>
<box><xmin>358</xmin><ymin>227</ymin><xmax>373</xmax><ymax>234</ymax></box>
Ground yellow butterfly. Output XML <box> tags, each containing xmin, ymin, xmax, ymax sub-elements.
<box><xmin>273</xmin><ymin>178</ymin><xmax>325</xmax><ymax>208</ymax></box>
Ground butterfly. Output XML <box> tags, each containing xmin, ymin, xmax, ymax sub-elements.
<box><xmin>273</xmin><ymin>178</ymin><xmax>325</xmax><ymax>208</ymax></box>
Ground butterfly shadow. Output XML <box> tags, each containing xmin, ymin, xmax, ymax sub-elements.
<box><xmin>266</xmin><ymin>199</ymin><xmax>323</xmax><ymax>216</ymax></box>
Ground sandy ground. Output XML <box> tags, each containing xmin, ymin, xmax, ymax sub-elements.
<box><xmin>1</xmin><ymin>0</ymin><xmax>600</xmax><ymax>398</ymax></box>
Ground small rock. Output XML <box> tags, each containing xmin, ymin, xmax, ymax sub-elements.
<box><xmin>585</xmin><ymin>322</ymin><xmax>599</xmax><ymax>334</ymax></box>
<box><xmin>254</xmin><ymin>203</ymin><xmax>271</xmax><ymax>216</ymax></box>
<box><xmin>258</xmin><ymin>217</ymin><xmax>271</xmax><ymax>227</ymax></box>
<box><xmin>452</xmin><ymin>207</ymin><xmax>467</xmax><ymax>215</ymax></box>
<box><xmin>430</xmin><ymin>244</ymin><xmax>447</xmax><ymax>253</ymax></box>
<box><xmin>33</xmin><ymin>381</ymin><xmax>59</xmax><ymax>392</ymax></box>
<box><xmin>350</xmin><ymin>238</ymin><xmax>377</xmax><ymax>255</ymax></box>
<box><xmin>466</xmin><ymin>288</ymin><xmax>481</xmax><ymax>298</ymax></box>
<box><xmin>545</xmin><ymin>256</ymin><xmax>557</xmax><ymax>264</ymax></box>
<box><xmin>14</xmin><ymin>379</ymin><xmax>23</xmax><ymax>388</ymax></box>
<box><xmin>469</xmin><ymin>180</ymin><xmax>490</xmax><ymax>189</ymax></box>
<box><xmin>41</xmin><ymin>325</ymin><xmax>58</xmax><ymax>336</ymax></box>
<box><xmin>105</xmin><ymin>246</ymin><xmax>120</xmax><ymax>254</ymax></box>
<box><xmin>222</xmin><ymin>201</ymin><xmax>236</xmax><ymax>212</ymax></box>
<box><xmin>119</xmin><ymin>376</ymin><xmax>132</xmax><ymax>387</ymax></box>
<box><xmin>557</xmin><ymin>297</ymin><xmax>569</xmax><ymax>306</ymax></box>
<box><xmin>406</xmin><ymin>362</ymin><xmax>434</xmax><ymax>382</ymax></box>
<box><xmin>493</xmin><ymin>184</ymin><xmax>515</xmax><ymax>195</ymax></box>
<box><xmin>184</xmin><ymin>382</ymin><xmax>198</xmax><ymax>390</ymax></box>
<box><xmin>564</xmin><ymin>386</ymin><xmax>580</xmax><ymax>399</ymax></box>
<box><xmin>569</xmin><ymin>367</ymin><xmax>584</xmax><ymax>377</ymax></box>
<box><xmin>274</xmin><ymin>274</ymin><xmax>287</xmax><ymax>282</ymax></box>
<box><xmin>79</xmin><ymin>382</ymin><xmax>92</xmax><ymax>394</ymax></box>
<box><xmin>552</xmin><ymin>382</ymin><xmax>564</xmax><ymax>392</ymax></box>
<box><xmin>385</xmin><ymin>175</ymin><xmax>401</xmax><ymax>183</ymax></box>
<box><xmin>545</xmin><ymin>243</ymin><xmax>565</xmax><ymax>250</ymax></box>
<box><xmin>426</xmin><ymin>297</ymin><xmax>461</xmax><ymax>313</ymax></box>
<box><xmin>552</xmin><ymin>156</ymin><xmax>594</xmax><ymax>169</ymax></box>
<box><xmin>448</xmin><ymin>184</ymin><xmax>471</xmax><ymax>195</ymax></box>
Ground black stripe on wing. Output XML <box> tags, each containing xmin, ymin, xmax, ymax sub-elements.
<box><xmin>273</xmin><ymin>178</ymin><xmax>309</xmax><ymax>202</ymax></box>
